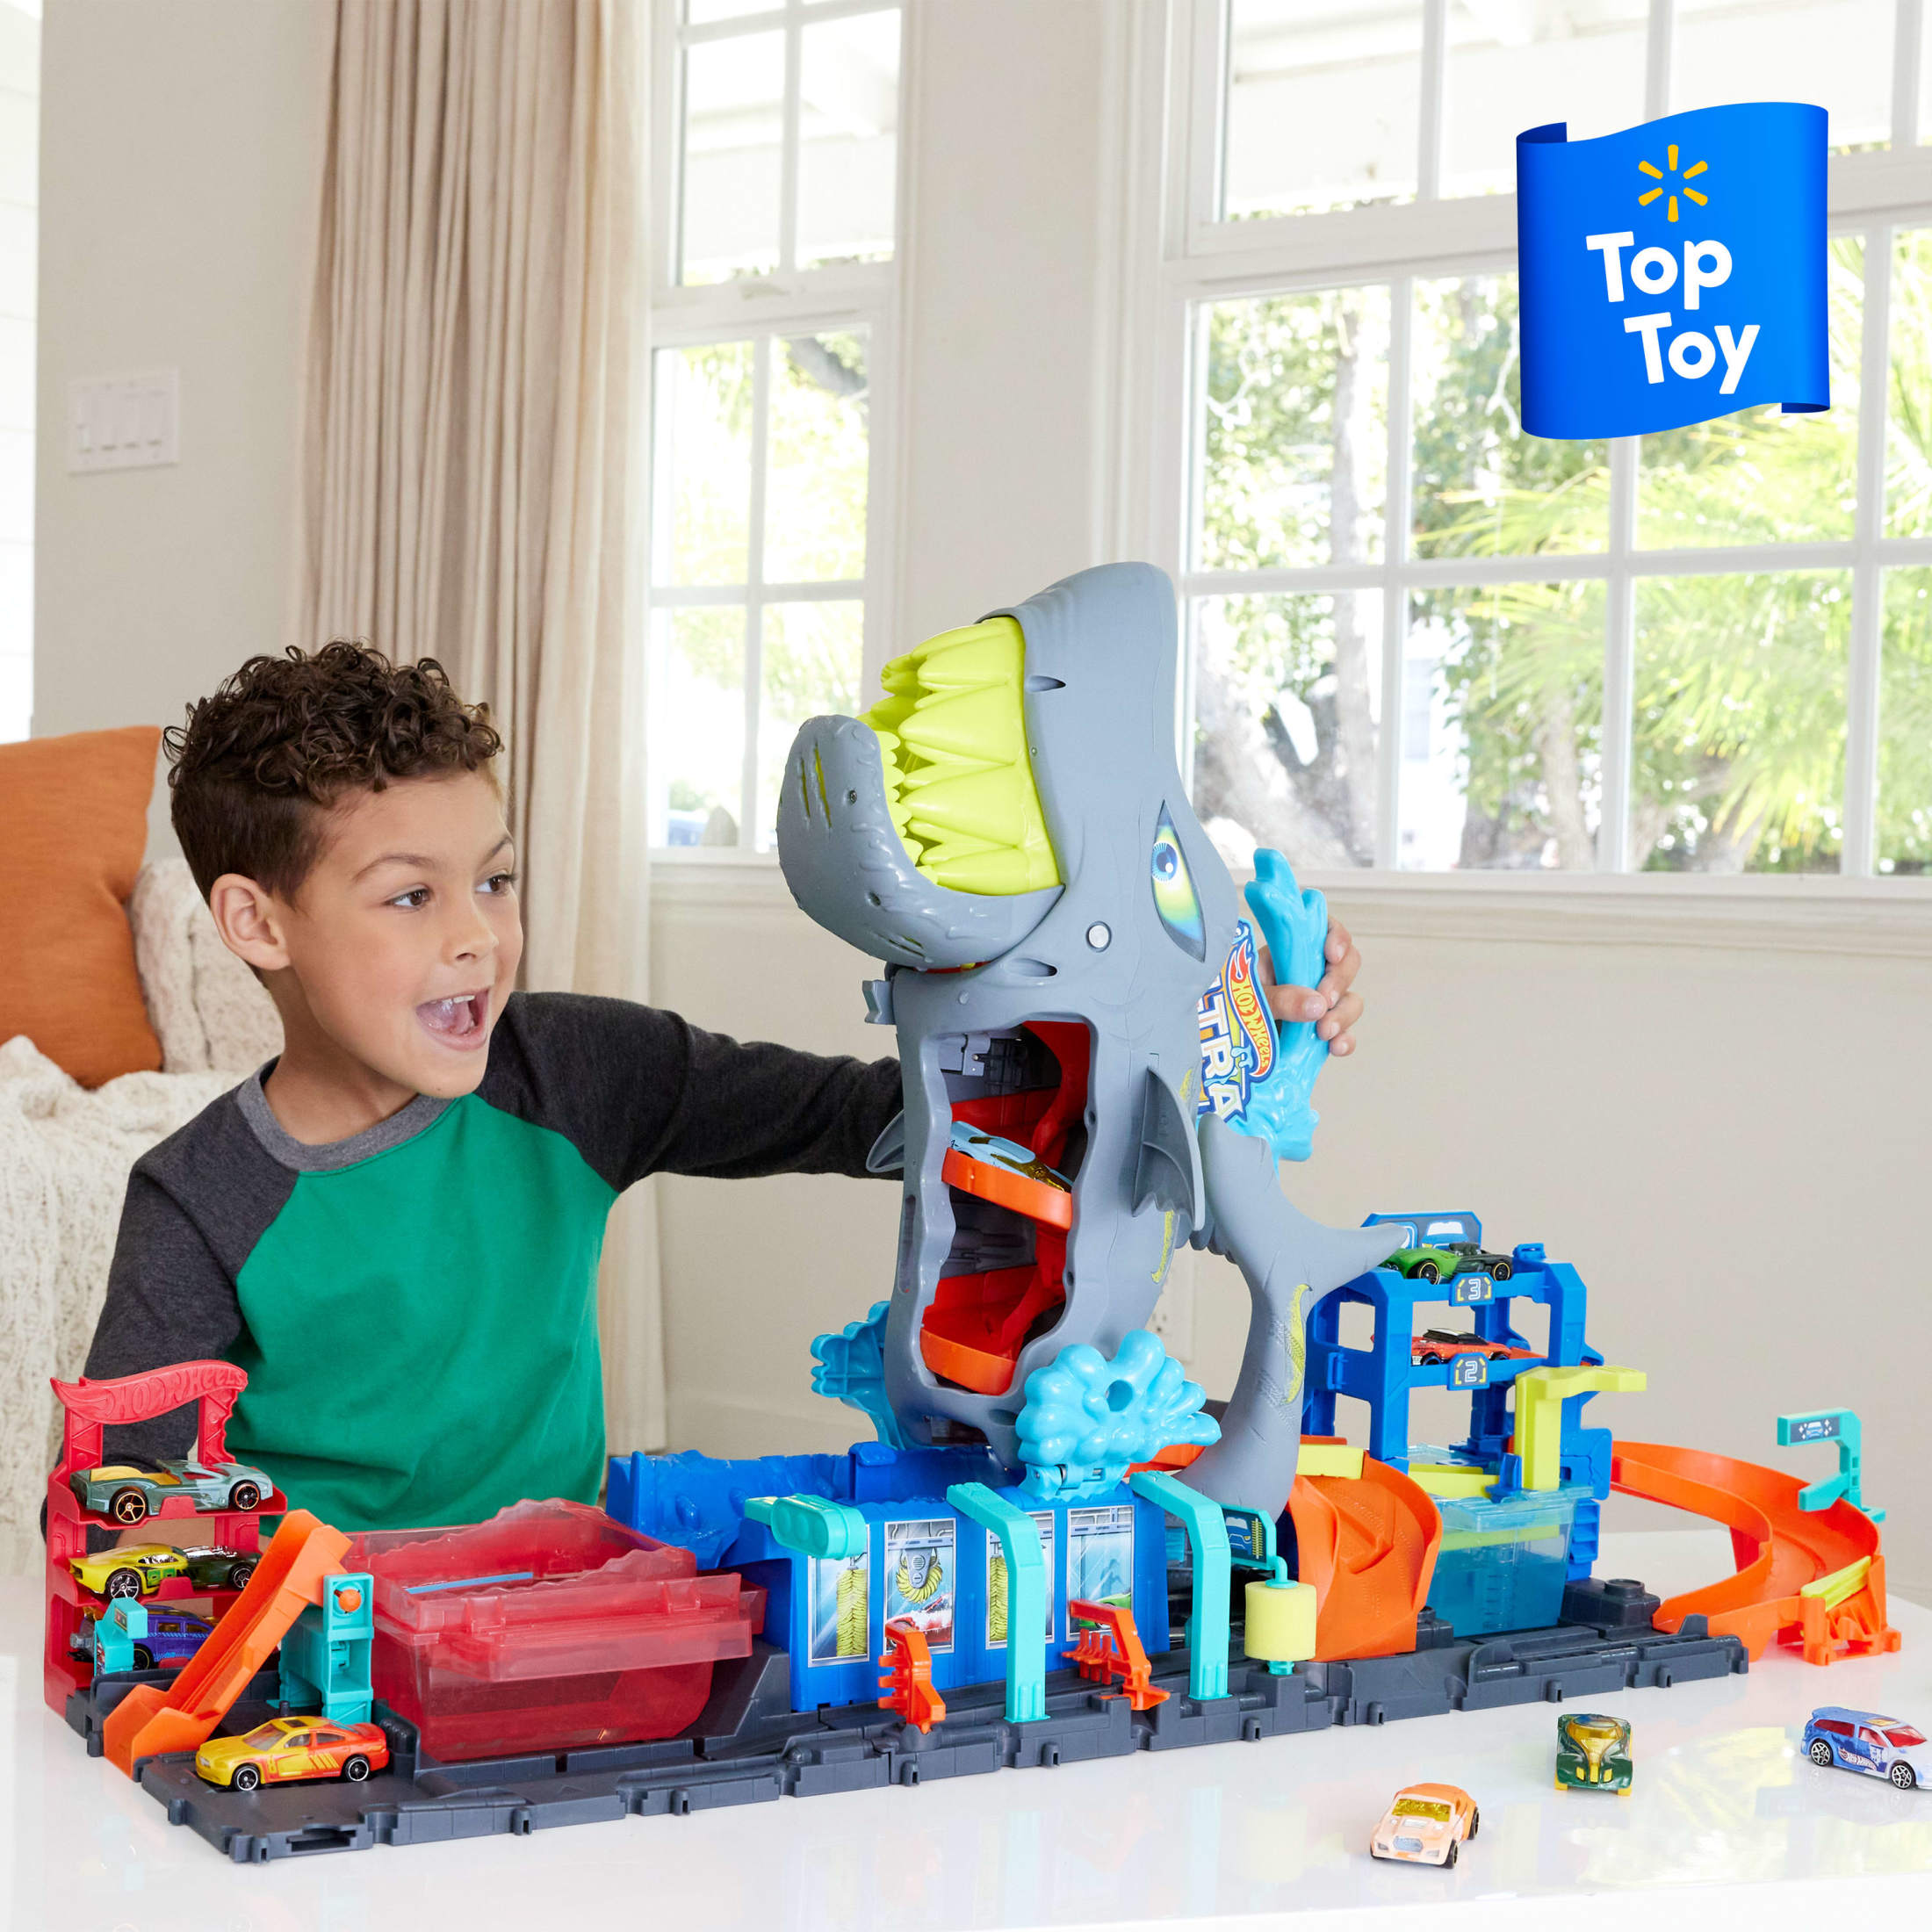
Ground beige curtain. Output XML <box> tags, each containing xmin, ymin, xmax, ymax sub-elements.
<box><xmin>291</xmin><ymin>0</ymin><xmax>664</xmax><ymax>1453</ymax></box>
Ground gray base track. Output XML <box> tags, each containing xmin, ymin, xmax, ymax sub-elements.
<box><xmin>126</xmin><ymin>1608</ymin><xmax>1747</xmax><ymax>1863</ymax></box>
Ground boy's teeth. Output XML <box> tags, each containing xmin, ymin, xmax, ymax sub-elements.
<box><xmin>852</xmin><ymin>616</ymin><xmax>1060</xmax><ymax>898</ymax></box>
<box><xmin>421</xmin><ymin>996</ymin><xmax>477</xmax><ymax>1034</ymax></box>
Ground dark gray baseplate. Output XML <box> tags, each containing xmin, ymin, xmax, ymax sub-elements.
<box><xmin>125</xmin><ymin>1605</ymin><xmax>1747</xmax><ymax>1864</ymax></box>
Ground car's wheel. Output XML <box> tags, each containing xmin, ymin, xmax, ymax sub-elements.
<box><xmin>1490</xmin><ymin>1260</ymin><xmax>1514</xmax><ymax>1282</ymax></box>
<box><xmin>1445</xmin><ymin>1841</ymin><xmax>1459</xmax><ymax>1867</ymax></box>
<box><xmin>342</xmin><ymin>1755</ymin><xmax>371</xmax><ymax>1783</ymax></box>
<box><xmin>1810</xmin><ymin>1739</ymin><xmax>1836</xmax><ymax>1768</ymax></box>
<box><xmin>110</xmin><ymin>1488</ymin><xmax>148</xmax><ymax>1525</ymax></box>
<box><xmin>227</xmin><ymin>1561</ymin><xmax>256</xmax><ymax>1590</ymax></box>
<box><xmin>131</xmin><ymin>1645</ymin><xmax>154</xmax><ymax>1670</ymax></box>
<box><xmin>1415</xmin><ymin>1261</ymin><xmax>1440</xmax><ymax>1283</ymax></box>
<box><xmin>227</xmin><ymin>1481</ymin><xmax>262</xmax><ymax>1511</ymax></box>
<box><xmin>105</xmin><ymin>1568</ymin><xmax>142</xmax><ymax>1600</ymax></box>
<box><xmin>1891</xmin><ymin>1761</ymin><xmax>1917</xmax><ymax>1791</ymax></box>
<box><xmin>1467</xmin><ymin>1807</ymin><xmax>1479</xmax><ymax>1839</ymax></box>
<box><xmin>232</xmin><ymin>1763</ymin><xmax>262</xmax><ymax>1792</ymax></box>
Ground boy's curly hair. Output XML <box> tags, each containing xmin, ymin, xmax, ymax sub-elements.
<box><xmin>166</xmin><ymin>641</ymin><xmax>502</xmax><ymax>900</ymax></box>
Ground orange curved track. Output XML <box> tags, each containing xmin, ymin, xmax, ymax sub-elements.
<box><xmin>1289</xmin><ymin>1452</ymin><xmax>1442</xmax><ymax>1661</ymax></box>
<box><xmin>1610</xmin><ymin>1439</ymin><xmax>1898</xmax><ymax>1664</ymax></box>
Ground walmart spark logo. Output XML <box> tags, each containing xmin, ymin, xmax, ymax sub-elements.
<box><xmin>1637</xmin><ymin>143</ymin><xmax>1709</xmax><ymax>223</ymax></box>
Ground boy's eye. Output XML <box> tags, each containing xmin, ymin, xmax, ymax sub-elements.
<box><xmin>389</xmin><ymin>887</ymin><xmax>433</xmax><ymax>911</ymax></box>
<box><xmin>480</xmin><ymin>871</ymin><xmax>517</xmax><ymax>896</ymax></box>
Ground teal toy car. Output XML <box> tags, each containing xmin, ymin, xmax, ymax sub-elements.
<box><xmin>68</xmin><ymin>1452</ymin><xmax>271</xmax><ymax>1525</ymax></box>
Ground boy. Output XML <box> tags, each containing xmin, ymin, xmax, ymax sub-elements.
<box><xmin>85</xmin><ymin>642</ymin><xmax>1363</xmax><ymax>1532</ymax></box>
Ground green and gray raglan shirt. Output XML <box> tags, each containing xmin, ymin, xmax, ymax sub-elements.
<box><xmin>83</xmin><ymin>992</ymin><xmax>900</xmax><ymax>1532</ymax></box>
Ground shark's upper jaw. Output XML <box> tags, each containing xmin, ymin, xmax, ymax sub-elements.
<box><xmin>862</xmin><ymin>617</ymin><xmax>1060</xmax><ymax>898</ymax></box>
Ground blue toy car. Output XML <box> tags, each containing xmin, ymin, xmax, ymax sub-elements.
<box><xmin>1804</xmin><ymin>1707</ymin><xmax>1931</xmax><ymax>1789</ymax></box>
<box><xmin>97</xmin><ymin>1607</ymin><xmax>213</xmax><ymax>1673</ymax></box>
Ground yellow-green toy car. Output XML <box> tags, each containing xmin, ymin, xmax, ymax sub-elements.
<box><xmin>68</xmin><ymin>1544</ymin><xmax>191</xmax><ymax>1600</ymax></box>
<box><xmin>1556</xmin><ymin>1711</ymin><xmax>1633</xmax><ymax>1792</ymax></box>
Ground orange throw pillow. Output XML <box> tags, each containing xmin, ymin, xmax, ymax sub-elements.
<box><xmin>0</xmin><ymin>725</ymin><xmax>164</xmax><ymax>1085</ymax></box>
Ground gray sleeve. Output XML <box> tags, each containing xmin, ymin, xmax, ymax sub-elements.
<box><xmin>83</xmin><ymin>1169</ymin><xmax>245</xmax><ymax>1462</ymax></box>
<box><xmin>483</xmin><ymin>992</ymin><xmax>903</xmax><ymax>1190</ymax></box>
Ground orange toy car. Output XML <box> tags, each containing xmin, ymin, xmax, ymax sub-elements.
<box><xmin>193</xmin><ymin>1715</ymin><xmax>389</xmax><ymax>1791</ymax></box>
<box><xmin>1409</xmin><ymin>1330</ymin><xmax>1539</xmax><ymax>1367</ymax></box>
<box><xmin>1369</xmin><ymin>1782</ymin><xmax>1479</xmax><ymax>1866</ymax></box>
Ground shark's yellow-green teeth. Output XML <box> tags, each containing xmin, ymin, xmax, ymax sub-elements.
<box><xmin>860</xmin><ymin>616</ymin><xmax>1060</xmax><ymax>895</ymax></box>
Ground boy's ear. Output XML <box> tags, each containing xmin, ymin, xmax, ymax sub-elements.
<box><xmin>206</xmin><ymin>874</ymin><xmax>292</xmax><ymax>972</ymax></box>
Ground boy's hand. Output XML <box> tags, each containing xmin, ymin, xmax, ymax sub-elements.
<box><xmin>1259</xmin><ymin>914</ymin><xmax>1365</xmax><ymax>1058</ymax></box>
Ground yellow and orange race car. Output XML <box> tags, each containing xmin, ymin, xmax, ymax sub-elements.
<box><xmin>194</xmin><ymin>1716</ymin><xmax>389</xmax><ymax>1791</ymax></box>
<box><xmin>1369</xmin><ymin>1782</ymin><xmax>1479</xmax><ymax>1866</ymax></box>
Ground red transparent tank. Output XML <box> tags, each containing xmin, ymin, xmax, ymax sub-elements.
<box><xmin>348</xmin><ymin>1499</ymin><xmax>764</xmax><ymax>1762</ymax></box>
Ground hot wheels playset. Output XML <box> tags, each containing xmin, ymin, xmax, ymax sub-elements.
<box><xmin>45</xmin><ymin>564</ymin><xmax>1901</xmax><ymax>1863</ymax></box>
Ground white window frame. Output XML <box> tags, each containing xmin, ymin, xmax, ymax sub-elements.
<box><xmin>646</xmin><ymin>0</ymin><xmax>908</xmax><ymax>855</ymax></box>
<box><xmin>1119</xmin><ymin>0</ymin><xmax>1932</xmax><ymax>886</ymax></box>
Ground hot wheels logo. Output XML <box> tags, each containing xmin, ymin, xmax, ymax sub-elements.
<box><xmin>1222</xmin><ymin>939</ymin><xmax>1274</xmax><ymax>1082</ymax></box>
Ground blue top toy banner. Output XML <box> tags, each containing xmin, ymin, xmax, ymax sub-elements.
<box><xmin>1516</xmin><ymin>103</ymin><xmax>1827</xmax><ymax>439</ymax></box>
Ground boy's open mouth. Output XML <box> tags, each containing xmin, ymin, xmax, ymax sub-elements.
<box><xmin>415</xmin><ymin>991</ymin><xmax>491</xmax><ymax>1049</ymax></box>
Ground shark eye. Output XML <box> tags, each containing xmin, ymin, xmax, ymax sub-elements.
<box><xmin>1149</xmin><ymin>804</ymin><xmax>1205</xmax><ymax>959</ymax></box>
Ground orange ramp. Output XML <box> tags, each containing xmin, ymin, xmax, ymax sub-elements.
<box><xmin>1289</xmin><ymin>1443</ymin><xmax>1442</xmax><ymax>1661</ymax></box>
<box><xmin>105</xmin><ymin>1509</ymin><xmax>350</xmax><ymax>1775</ymax></box>
<box><xmin>1611</xmin><ymin>1439</ymin><xmax>1897</xmax><ymax>1665</ymax></box>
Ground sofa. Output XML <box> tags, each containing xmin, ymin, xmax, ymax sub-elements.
<box><xmin>0</xmin><ymin>858</ymin><xmax>281</xmax><ymax>1573</ymax></box>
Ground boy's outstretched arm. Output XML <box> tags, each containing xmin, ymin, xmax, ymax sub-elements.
<box><xmin>484</xmin><ymin>992</ymin><xmax>902</xmax><ymax>1189</ymax></box>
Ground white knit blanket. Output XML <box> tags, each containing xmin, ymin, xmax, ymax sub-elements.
<box><xmin>0</xmin><ymin>860</ymin><xmax>280</xmax><ymax>1574</ymax></box>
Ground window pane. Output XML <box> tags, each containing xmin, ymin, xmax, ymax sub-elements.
<box><xmin>799</xmin><ymin>10</ymin><xmax>899</xmax><ymax>269</ymax></box>
<box><xmin>1631</xmin><ymin>572</ymin><xmax>1848</xmax><ymax>873</ymax></box>
<box><xmin>756</xmin><ymin>600</ymin><xmax>865</xmax><ymax>849</ymax></box>
<box><xmin>1886</xmin><ymin>228</ymin><xmax>1932</xmax><ymax>537</ymax></box>
<box><xmin>1442</xmin><ymin>1</ymin><xmax>1646</xmax><ymax>200</ymax></box>
<box><xmin>1675</xmin><ymin>1</ymin><xmax>1892</xmax><ymax>152</ymax></box>
<box><xmin>765</xmin><ymin>331</ymin><xmax>869</xmax><ymax>583</ymax></box>
<box><xmin>1199</xmin><ymin>287</ymin><xmax>1390</xmax><ymax>572</ymax></box>
<box><xmin>681</xmin><ymin>31</ymin><xmax>784</xmax><ymax>285</ymax></box>
<box><xmin>1637</xmin><ymin>237</ymin><xmax>1862</xmax><ymax>549</ymax></box>
<box><xmin>1412</xmin><ymin>273</ymin><xmax>1609</xmax><ymax>558</ymax></box>
<box><xmin>1222</xmin><ymin>1</ymin><xmax>1422</xmax><ymax>219</ymax></box>
<box><xmin>1190</xmin><ymin>592</ymin><xmax>1380</xmax><ymax>870</ymax></box>
<box><xmin>1401</xmin><ymin>583</ymin><xmax>1604</xmax><ymax>871</ymax></box>
<box><xmin>652</xmin><ymin>607</ymin><xmax>746</xmax><ymax>847</ymax></box>
<box><xmin>1878</xmin><ymin>570</ymin><xmax>1932</xmax><ymax>875</ymax></box>
<box><xmin>655</xmin><ymin>342</ymin><xmax>754</xmax><ymax>586</ymax></box>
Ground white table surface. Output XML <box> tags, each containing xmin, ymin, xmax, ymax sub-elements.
<box><xmin>6</xmin><ymin>1531</ymin><xmax>1931</xmax><ymax>1932</ymax></box>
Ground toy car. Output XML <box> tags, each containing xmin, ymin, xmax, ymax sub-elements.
<box><xmin>97</xmin><ymin>1607</ymin><xmax>213</xmax><ymax>1673</ymax></box>
<box><xmin>1368</xmin><ymin>1783</ymin><xmax>1478</xmax><ymax>1865</ymax></box>
<box><xmin>1409</xmin><ymin>1330</ymin><xmax>1540</xmax><ymax>1366</ymax></box>
<box><xmin>68</xmin><ymin>1543</ymin><xmax>192</xmax><ymax>1600</ymax></box>
<box><xmin>194</xmin><ymin>1716</ymin><xmax>391</xmax><ymax>1791</ymax></box>
<box><xmin>1804</xmin><ymin>1707</ymin><xmax>1931</xmax><ymax>1789</ymax></box>
<box><xmin>68</xmin><ymin>1451</ymin><xmax>271</xmax><ymax>1525</ymax></box>
<box><xmin>1556</xmin><ymin>1711</ymin><xmax>1633</xmax><ymax>1791</ymax></box>
<box><xmin>1389</xmin><ymin>1243</ymin><xmax>1514</xmax><ymax>1285</ymax></box>
<box><xmin>177</xmin><ymin>1545</ymin><xmax>259</xmax><ymax>1591</ymax></box>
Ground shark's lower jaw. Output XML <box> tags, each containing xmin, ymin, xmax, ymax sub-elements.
<box><xmin>861</xmin><ymin>617</ymin><xmax>1060</xmax><ymax>896</ymax></box>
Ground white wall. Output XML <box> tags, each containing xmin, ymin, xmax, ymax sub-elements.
<box><xmin>34</xmin><ymin>0</ymin><xmax>334</xmax><ymax>847</ymax></box>
<box><xmin>33</xmin><ymin>0</ymin><xmax>1932</xmax><ymax>1611</ymax></box>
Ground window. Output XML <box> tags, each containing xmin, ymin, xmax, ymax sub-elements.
<box><xmin>1149</xmin><ymin>1</ymin><xmax>1932</xmax><ymax>877</ymax></box>
<box><xmin>647</xmin><ymin>0</ymin><xmax>903</xmax><ymax>850</ymax></box>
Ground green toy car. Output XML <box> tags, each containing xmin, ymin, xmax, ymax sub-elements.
<box><xmin>1389</xmin><ymin>1242</ymin><xmax>1514</xmax><ymax>1286</ymax></box>
<box><xmin>68</xmin><ymin>1451</ymin><xmax>271</xmax><ymax>1525</ymax></box>
<box><xmin>1555</xmin><ymin>1711</ymin><xmax>1633</xmax><ymax>1793</ymax></box>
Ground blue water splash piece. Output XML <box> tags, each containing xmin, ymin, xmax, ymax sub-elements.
<box><xmin>1240</xmin><ymin>847</ymin><xmax>1330</xmax><ymax>1163</ymax></box>
<box><xmin>1013</xmin><ymin>1329</ymin><xmax>1219</xmax><ymax>1502</ymax></box>
<box><xmin>811</xmin><ymin>1301</ymin><xmax>907</xmax><ymax>1449</ymax></box>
